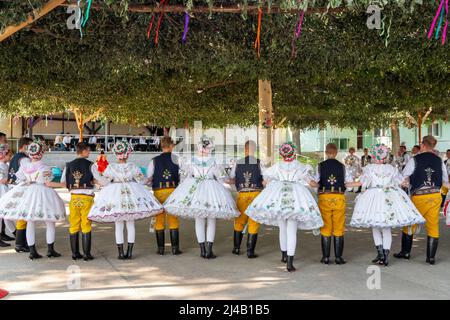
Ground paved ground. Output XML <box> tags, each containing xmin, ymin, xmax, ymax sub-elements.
<box><xmin>1</xmin><ymin>190</ymin><xmax>450</xmax><ymax>300</ymax></box>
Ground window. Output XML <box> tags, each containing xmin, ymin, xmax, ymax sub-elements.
<box><xmin>330</xmin><ymin>138</ymin><xmax>349</xmax><ymax>150</ymax></box>
<box><xmin>427</xmin><ymin>122</ymin><xmax>441</xmax><ymax>137</ymax></box>
<box><xmin>374</xmin><ymin>128</ymin><xmax>388</xmax><ymax>137</ymax></box>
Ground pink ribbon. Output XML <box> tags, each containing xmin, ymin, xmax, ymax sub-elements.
<box><xmin>428</xmin><ymin>0</ymin><xmax>445</xmax><ymax>39</ymax></box>
<box><xmin>442</xmin><ymin>0</ymin><xmax>449</xmax><ymax>44</ymax></box>
<box><xmin>295</xmin><ymin>10</ymin><xmax>305</xmax><ymax>38</ymax></box>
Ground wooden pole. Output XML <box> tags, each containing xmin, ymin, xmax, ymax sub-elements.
<box><xmin>417</xmin><ymin>112</ymin><xmax>422</xmax><ymax>144</ymax></box>
<box><xmin>390</xmin><ymin>119</ymin><xmax>400</xmax><ymax>154</ymax></box>
<box><xmin>258</xmin><ymin>79</ymin><xmax>273</xmax><ymax>166</ymax></box>
<box><xmin>0</xmin><ymin>0</ymin><xmax>65</xmax><ymax>42</ymax></box>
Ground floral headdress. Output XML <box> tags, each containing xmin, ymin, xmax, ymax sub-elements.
<box><xmin>371</xmin><ymin>143</ymin><xmax>390</xmax><ymax>164</ymax></box>
<box><xmin>0</xmin><ymin>143</ymin><xmax>9</xmax><ymax>161</ymax></box>
<box><xmin>27</xmin><ymin>140</ymin><xmax>45</xmax><ymax>160</ymax></box>
<box><xmin>197</xmin><ymin>135</ymin><xmax>214</xmax><ymax>154</ymax></box>
<box><xmin>279</xmin><ymin>142</ymin><xmax>297</xmax><ymax>162</ymax></box>
<box><xmin>112</xmin><ymin>141</ymin><xmax>132</xmax><ymax>160</ymax></box>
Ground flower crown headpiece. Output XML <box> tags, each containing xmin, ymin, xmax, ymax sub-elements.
<box><xmin>371</xmin><ymin>143</ymin><xmax>390</xmax><ymax>164</ymax></box>
<box><xmin>27</xmin><ymin>140</ymin><xmax>45</xmax><ymax>160</ymax></box>
<box><xmin>198</xmin><ymin>135</ymin><xmax>214</xmax><ymax>154</ymax></box>
<box><xmin>112</xmin><ymin>141</ymin><xmax>133</xmax><ymax>160</ymax></box>
<box><xmin>0</xmin><ymin>143</ymin><xmax>9</xmax><ymax>161</ymax></box>
<box><xmin>279</xmin><ymin>142</ymin><xmax>297</xmax><ymax>162</ymax></box>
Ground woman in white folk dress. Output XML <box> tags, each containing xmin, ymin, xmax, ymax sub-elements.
<box><xmin>0</xmin><ymin>144</ymin><xmax>15</xmax><ymax>247</ymax></box>
<box><xmin>88</xmin><ymin>141</ymin><xmax>163</xmax><ymax>260</ymax></box>
<box><xmin>347</xmin><ymin>144</ymin><xmax>425</xmax><ymax>266</ymax></box>
<box><xmin>245</xmin><ymin>142</ymin><xmax>323</xmax><ymax>272</ymax></box>
<box><xmin>0</xmin><ymin>141</ymin><xmax>66</xmax><ymax>260</ymax></box>
<box><xmin>164</xmin><ymin>136</ymin><xmax>240</xmax><ymax>259</ymax></box>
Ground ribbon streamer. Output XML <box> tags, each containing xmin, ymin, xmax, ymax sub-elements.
<box><xmin>427</xmin><ymin>0</ymin><xmax>448</xmax><ymax>45</ymax></box>
<box><xmin>291</xmin><ymin>10</ymin><xmax>305</xmax><ymax>59</ymax></box>
<box><xmin>81</xmin><ymin>0</ymin><xmax>92</xmax><ymax>28</ymax></box>
<box><xmin>154</xmin><ymin>0</ymin><xmax>168</xmax><ymax>46</ymax></box>
<box><xmin>146</xmin><ymin>14</ymin><xmax>156</xmax><ymax>39</ymax></box>
<box><xmin>77</xmin><ymin>0</ymin><xmax>83</xmax><ymax>38</ymax></box>
<box><xmin>182</xmin><ymin>12</ymin><xmax>190</xmax><ymax>43</ymax></box>
<box><xmin>254</xmin><ymin>7</ymin><xmax>263</xmax><ymax>58</ymax></box>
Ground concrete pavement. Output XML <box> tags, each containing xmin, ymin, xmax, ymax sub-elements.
<box><xmin>1</xmin><ymin>191</ymin><xmax>450</xmax><ymax>300</ymax></box>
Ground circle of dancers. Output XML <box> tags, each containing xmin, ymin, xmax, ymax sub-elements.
<box><xmin>0</xmin><ymin>134</ymin><xmax>449</xmax><ymax>273</ymax></box>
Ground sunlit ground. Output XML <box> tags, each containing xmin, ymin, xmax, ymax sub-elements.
<box><xmin>0</xmin><ymin>190</ymin><xmax>449</xmax><ymax>300</ymax></box>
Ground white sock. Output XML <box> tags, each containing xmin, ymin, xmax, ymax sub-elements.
<box><xmin>45</xmin><ymin>222</ymin><xmax>56</xmax><ymax>244</ymax></box>
<box><xmin>372</xmin><ymin>228</ymin><xmax>382</xmax><ymax>246</ymax></box>
<box><xmin>195</xmin><ymin>217</ymin><xmax>206</xmax><ymax>243</ymax></box>
<box><xmin>115</xmin><ymin>221</ymin><xmax>125</xmax><ymax>244</ymax></box>
<box><xmin>287</xmin><ymin>219</ymin><xmax>298</xmax><ymax>256</ymax></box>
<box><xmin>26</xmin><ymin>221</ymin><xmax>36</xmax><ymax>246</ymax></box>
<box><xmin>126</xmin><ymin>221</ymin><xmax>135</xmax><ymax>244</ymax></box>
<box><xmin>206</xmin><ymin>218</ymin><xmax>216</xmax><ymax>242</ymax></box>
<box><xmin>382</xmin><ymin>227</ymin><xmax>392</xmax><ymax>250</ymax></box>
<box><xmin>4</xmin><ymin>220</ymin><xmax>16</xmax><ymax>236</ymax></box>
<box><xmin>278</xmin><ymin>219</ymin><xmax>287</xmax><ymax>252</ymax></box>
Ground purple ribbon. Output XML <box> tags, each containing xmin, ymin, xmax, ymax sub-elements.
<box><xmin>182</xmin><ymin>12</ymin><xmax>190</xmax><ymax>43</ymax></box>
<box><xmin>295</xmin><ymin>10</ymin><xmax>305</xmax><ymax>38</ymax></box>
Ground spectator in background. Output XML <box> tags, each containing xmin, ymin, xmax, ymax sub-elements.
<box><xmin>0</xmin><ymin>132</ymin><xmax>6</xmax><ymax>144</ymax></box>
<box><xmin>54</xmin><ymin>132</ymin><xmax>64</xmax><ymax>150</ymax></box>
<box><xmin>138</xmin><ymin>133</ymin><xmax>147</xmax><ymax>152</ymax></box>
<box><xmin>96</xmin><ymin>150</ymin><xmax>109</xmax><ymax>175</ymax></box>
<box><xmin>63</xmin><ymin>133</ymin><xmax>72</xmax><ymax>150</ymax></box>
<box><xmin>88</xmin><ymin>135</ymin><xmax>97</xmax><ymax>151</ymax></box>
<box><xmin>411</xmin><ymin>145</ymin><xmax>420</xmax><ymax>156</ymax></box>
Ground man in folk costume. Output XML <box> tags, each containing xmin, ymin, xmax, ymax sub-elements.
<box><xmin>344</xmin><ymin>147</ymin><xmax>360</xmax><ymax>192</ymax></box>
<box><xmin>147</xmin><ymin>136</ymin><xmax>182</xmax><ymax>255</ymax></box>
<box><xmin>7</xmin><ymin>137</ymin><xmax>33</xmax><ymax>253</ymax></box>
<box><xmin>395</xmin><ymin>136</ymin><xmax>450</xmax><ymax>265</ymax></box>
<box><xmin>311</xmin><ymin>143</ymin><xmax>352</xmax><ymax>264</ymax></box>
<box><xmin>59</xmin><ymin>142</ymin><xmax>103</xmax><ymax>261</ymax></box>
<box><xmin>227</xmin><ymin>140</ymin><xmax>263</xmax><ymax>258</ymax></box>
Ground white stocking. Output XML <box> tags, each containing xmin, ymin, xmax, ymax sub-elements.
<box><xmin>4</xmin><ymin>219</ymin><xmax>16</xmax><ymax>236</ymax></box>
<box><xmin>286</xmin><ymin>219</ymin><xmax>298</xmax><ymax>256</ymax></box>
<box><xmin>278</xmin><ymin>219</ymin><xmax>287</xmax><ymax>252</ymax></box>
<box><xmin>372</xmin><ymin>228</ymin><xmax>382</xmax><ymax>247</ymax></box>
<box><xmin>381</xmin><ymin>227</ymin><xmax>392</xmax><ymax>250</ymax></box>
<box><xmin>206</xmin><ymin>218</ymin><xmax>216</xmax><ymax>242</ymax></box>
<box><xmin>26</xmin><ymin>221</ymin><xmax>36</xmax><ymax>246</ymax></box>
<box><xmin>126</xmin><ymin>221</ymin><xmax>135</xmax><ymax>244</ymax></box>
<box><xmin>45</xmin><ymin>222</ymin><xmax>56</xmax><ymax>244</ymax></box>
<box><xmin>115</xmin><ymin>221</ymin><xmax>125</xmax><ymax>244</ymax></box>
<box><xmin>195</xmin><ymin>217</ymin><xmax>206</xmax><ymax>243</ymax></box>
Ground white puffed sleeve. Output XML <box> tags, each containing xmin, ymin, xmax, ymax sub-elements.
<box><xmin>262</xmin><ymin>163</ymin><xmax>278</xmax><ymax>182</ymax></box>
<box><xmin>359</xmin><ymin>166</ymin><xmax>372</xmax><ymax>189</ymax></box>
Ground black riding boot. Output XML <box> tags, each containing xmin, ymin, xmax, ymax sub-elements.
<box><xmin>246</xmin><ymin>233</ymin><xmax>258</xmax><ymax>258</ymax></box>
<box><xmin>156</xmin><ymin>230</ymin><xmax>165</xmax><ymax>255</ymax></box>
<box><xmin>199</xmin><ymin>242</ymin><xmax>206</xmax><ymax>258</ymax></box>
<box><xmin>125</xmin><ymin>243</ymin><xmax>134</xmax><ymax>259</ymax></box>
<box><xmin>28</xmin><ymin>245</ymin><xmax>42</xmax><ymax>260</ymax></box>
<box><xmin>0</xmin><ymin>239</ymin><xmax>10</xmax><ymax>247</ymax></box>
<box><xmin>372</xmin><ymin>245</ymin><xmax>384</xmax><ymax>264</ymax></box>
<box><xmin>426</xmin><ymin>236</ymin><xmax>439</xmax><ymax>265</ymax></box>
<box><xmin>15</xmin><ymin>229</ymin><xmax>29</xmax><ymax>253</ymax></box>
<box><xmin>383</xmin><ymin>249</ymin><xmax>390</xmax><ymax>266</ymax></box>
<box><xmin>46</xmin><ymin>243</ymin><xmax>61</xmax><ymax>258</ymax></box>
<box><xmin>206</xmin><ymin>241</ymin><xmax>216</xmax><ymax>259</ymax></box>
<box><xmin>70</xmin><ymin>233</ymin><xmax>83</xmax><ymax>260</ymax></box>
<box><xmin>170</xmin><ymin>229</ymin><xmax>182</xmax><ymax>255</ymax></box>
<box><xmin>1</xmin><ymin>223</ymin><xmax>14</xmax><ymax>241</ymax></box>
<box><xmin>286</xmin><ymin>256</ymin><xmax>296</xmax><ymax>272</ymax></box>
<box><xmin>232</xmin><ymin>230</ymin><xmax>243</xmax><ymax>255</ymax></box>
<box><xmin>334</xmin><ymin>236</ymin><xmax>346</xmax><ymax>265</ymax></box>
<box><xmin>281</xmin><ymin>251</ymin><xmax>287</xmax><ymax>263</ymax></box>
<box><xmin>394</xmin><ymin>232</ymin><xmax>413</xmax><ymax>260</ymax></box>
<box><xmin>117</xmin><ymin>244</ymin><xmax>126</xmax><ymax>260</ymax></box>
<box><xmin>82</xmin><ymin>232</ymin><xmax>94</xmax><ymax>261</ymax></box>
<box><xmin>320</xmin><ymin>236</ymin><xmax>331</xmax><ymax>264</ymax></box>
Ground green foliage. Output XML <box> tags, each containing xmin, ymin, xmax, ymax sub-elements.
<box><xmin>0</xmin><ymin>1</ymin><xmax>448</xmax><ymax>129</ymax></box>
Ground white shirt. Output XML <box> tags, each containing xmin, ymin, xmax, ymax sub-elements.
<box><xmin>139</xmin><ymin>137</ymin><xmax>146</xmax><ymax>145</ymax></box>
<box><xmin>54</xmin><ymin>135</ymin><xmax>63</xmax><ymax>144</ymax></box>
<box><xmin>402</xmin><ymin>155</ymin><xmax>449</xmax><ymax>183</ymax></box>
<box><xmin>60</xmin><ymin>161</ymin><xmax>104</xmax><ymax>195</ymax></box>
<box><xmin>88</xmin><ymin>136</ymin><xmax>97</xmax><ymax>144</ymax></box>
<box><xmin>62</xmin><ymin>136</ymin><xmax>72</xmax><ymax>145</ymax></box>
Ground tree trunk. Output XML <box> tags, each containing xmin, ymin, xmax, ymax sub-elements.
<box><xmin>390</xmin><ymin>120</ymin><xmax>400</xmax><ymax>154</ymax></box>
<box><xmin>291</xmin><ymin>127</ymin><xmax>301</xmax><ymax>153</ymax></box>
<box><xmin>258</xmin><ymin>79</ymin><xmax>273</xmax><ymax>166</ymax></box>
<box><xmin>417</xmin><ymin>112</ymin><xmax>423</xmax><ymax>144</ymax></box>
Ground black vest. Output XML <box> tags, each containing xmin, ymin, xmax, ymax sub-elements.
<box><xmin>234</xmin><ymin>156</ymin><xmax>263</xmax><ymax>192</ymax></box>
<box><xmin>65</xmin><ymin>158</ymin><xmax>94</xmax><ymax>190</ymax></box>
<box><xmin>152</xmin><ymin>152</ymin><xmax>180</xmax><ymax>190</ymax></box>
<box><xmin>410</xmin><ymin>152</ymin><xmax>443</xmax><ymax>195</ymax></box>
<box><xmin>361</xmin><ymin>155</ymin><xmax>372</xmax><ymax>167</ymax></box>
<box><xmin>8</xmin><ymin>152</ymin><xmax>28</xmax><ymax>183</ymax></box>
<box><xmin>318</xmin><ymin>159</ymin><xmax>346</xmax><ymax>194</ymax></box>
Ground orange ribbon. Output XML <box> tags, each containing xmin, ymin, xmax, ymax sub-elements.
<box><xmin>254</xmin><ymin>7</ymin><xmax>263</xmax><ymax>58</ymax></box>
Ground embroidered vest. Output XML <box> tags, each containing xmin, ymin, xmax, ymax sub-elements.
<box><xmin>410</xmin><ymin>152</ymin><xmax>443</xmax><ymax>195</ymax></box>
<box><xmin>318</xmin><ymin>159</ymin><xmax>346</xmax><ymax>194</ymax></box>
<box><xmin>65</xmin><ymin>158</ymin><xmax>94</xmax><ymax>190</ymax></box>
<box><xmin>152</xmin><ymin>152</ymin><xmax>180</xmax><ymax>190</ymax></box>
<box><xmin>234</xmin><ymin>156</ymin><xmax>263</xmax><ymax>192</ymax></box>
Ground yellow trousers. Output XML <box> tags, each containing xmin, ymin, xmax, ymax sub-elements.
<box><xmin>234</xmin><ymin>191</ymin><xmax>260</xmax><ymax>234</ymax></box>
<box><xmin>318</xmin><ymin>193</ymin><xmax>346</xmax><ymax>237</ymax></box>
<box><xmin>16</xmin><ymin>220</ymin><xmax>27</xmax><ymax>230</ymax></box>
<box><xmin>154</xmin><ymin>188</ymin><xmax>179</xmax><ymax>231</ymax></box>
<box><xmin>442</xmin><ymin>186</ymin><xmax>449</xmax><ymax>196</ymax></box>
<box><xmin>69</xmin><ymin>194</ymin><xmax>94</xmax><ymax>234</ymax></box>
<box><xmin>403</xmin><ymin>193</ymin><xmax>442</xmax><ymax>238</ymax></box>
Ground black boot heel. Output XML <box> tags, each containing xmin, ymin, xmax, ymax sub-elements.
<box><xmin>206</xmin><ymin>242</ymin><xmax>216</xmax><ymax>259</ymax></box>
<box><xmin>70</xmin><ymin>233</ymin><xmax>83</xmax><ymax>260</ymax></box>
<box><xmin>287</xmin><ymin>256</ymin><xmax>296</xmax><ymax>272</ymax></box>
<box><xmin>82</xmin><ymin>232</ymin><xmax>94</xmax><ymax>261</ymax></box>
<box><xmin>372</xmin><ymin>245</ymin><xmax>384</xmax><ymax>264</ymax></box>
<box><xmin>320</xmin><ymin>236</ymin><xmax>331</xmax><ymax>264</ymax></box>
<box><xmin>28</xmin><ymin>245</ymin><xmax>42</xmax><ymax>260</ymax></box>
<box><xmin>246</xmin><ymin>233</ymin><xmax>258</xmax><ymax>259</ymax></box>
<box><xmin>47</xmin><ymin>243</ymin><xmax>61</xmax><ymax>258</ymax></box>
<box><xmin>334</xmin><ymin>236</ymin><xmax>346</xmax><ymax>265</ymax></box>
<box><xmin>170</xmin><ymin>229</ymin><xmax>182</xmax><ymax>255</ymax></box>
<box><xmin>156</xmin><ymin>230</ymin><xmax>165</xmax><ymax>255</ymax></box>
<box><xmin>117</xmin><ymin>244</ymin><xmax>126</xmax><ymax>260</ymax></box>
<box><xmin>199</xmin><ymin>242</ymin><xmax>206</xmax><ymax>258</ymax></box>
<box><xmin>281</xmin><ymin>251</ymin><xmax>287</xmax><ymax>263</ymax></box>
<box><xmin>232</xmin><ymin>230</ymin><xmax>243</xmax><ymax>255</ymax></box>
<box><xmin>125</xmin><ymin>243</ymin><xmax>134</xmax><ymax>260</ymax></box>
<box><xmin>394</xmin><ymin>233</ymin><xmax>413</xmax><ymax>260</ymax></box>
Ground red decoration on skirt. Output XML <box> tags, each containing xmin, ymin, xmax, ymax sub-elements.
<box><xmin>0</xmin><ymin>289</ymin><xmax>9</xmax><ymax>299</ymax></box>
